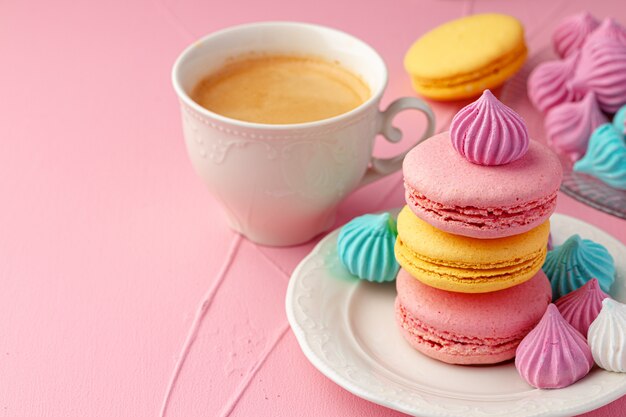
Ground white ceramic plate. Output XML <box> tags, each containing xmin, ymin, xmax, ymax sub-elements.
<box><xmin>286</xmin><ymin>212</ymin><xmax>626</xmax><ymax>417</ymax></box>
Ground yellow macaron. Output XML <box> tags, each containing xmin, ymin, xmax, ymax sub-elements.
<box><xmin>394</xmin><ymin>206</ymin><xmax>548</xmax><ymax>293</ymax></box>
<box><xmin>404</xmin><ymin>13</ymin><xmax>527</xmax><ymax>101</ymax></box>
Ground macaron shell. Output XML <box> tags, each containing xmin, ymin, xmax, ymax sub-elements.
<box><xmin>405</xmin><ymin>13</ymin><xmax>527</xmax><ymax>100</ymax></box>
<box><xmin>404</xmin><ymin>132</ymin><xmax>562</xmax><ymax>239</ymax></box>
<box><xmin>409</xmin><ymin>52</ymin><xmax>527</xmax><ymax>101</ymax></box>
<box><xmin>396</xmin><ymin>241</ymin><xmax>546</xmax><ymax>293</ymax></box>
<box><xmin>395</xmin><ymin>205</ymin><xmax>549</xmax><ymax>293</ymax></box>
<box><xmin>396</xmin><ymin>300</ymin><xmax>521</xmax><ymax>364</ymax></box>
<box><xmin>395</xmin><ymin>268</ymin><xmax>552</xmax><ymax>364</ymax></box>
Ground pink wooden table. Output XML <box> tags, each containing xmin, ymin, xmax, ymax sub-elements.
<box><xmin>1</xmin><ymin>0</ymin><xmax>625</xmax><ymax>416</ymax></box>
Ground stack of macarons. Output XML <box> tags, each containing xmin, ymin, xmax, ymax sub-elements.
<box><xmin>394</xmin><ymin>90</ymin><xmax>563</xmax><ymax>365</ymax></box>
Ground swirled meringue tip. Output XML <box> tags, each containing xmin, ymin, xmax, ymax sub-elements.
<box><xmin>555</xmin><ymin>278</ymin><xmax>610</xmax><ymax>337</ymax></box>
<box><xmin>585</xmin><ymin>17</ymin><xmax>626</xmax><ymax>47</ymax></box>
<box><xmin>450</xmin><ymin>90</ymin><xmax>529</xmax><ymax>166</ymax></box>
<box><xmin>543</xmin><ymin>233</ymin><xmax>616</xmax><ymax>300</ymax></box>
<box><xmin>571</xmin><ymin>38</ymin><xmax>626</xmax><ymax>113</ymax></box>
<box><xmin>527</xmin><ymin>53</ymin><xmax>579</xmax><ymax>114</ymax></box>
<box><xmin>553</xmin><ymin>11</ymin><xmax>600</xmax><ymax>58</ymax></box>
<box><xmin>545</xmin><ymin>91</ymin><xmax>607</xmax><ymax>161</ymax></box>
<box><xmin>574</xmin><ymin>123</ymin><xmax>626</xmax><ymax>190</ymax></box>
<box><xmin>515</xmin><ymin>304</ymin><xmax>594</xmax><ymax>389</ymax></box>
<box><xmin>337</xmin><ymin>212</ymin><xmax>399</xmax><ymax>283</ymax></box>
<box><xmin>614</xmin><ymin>105</ymin><xmax>626</xmax><ymax>135</ymax></box>
<box><xmin>588</xmin><ymin>298</ymin><xmax>626</xmax><ymax>373</ymax></box>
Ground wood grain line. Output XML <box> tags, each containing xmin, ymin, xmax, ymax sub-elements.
<box><xmin>152</xmin><ymin>0</ymin><xmax>198</xmax><ymax>42</ymax></box>
<box><xmin>252</xmin><ymin>246</ymin><xmax>293</xmax><ymax>281</ymax></box>
<box><xmin>159</xmin><ymin>233</ymin><xmax>243</xmax><ymax>417</ymax></box>
<box><xmin>216</xmin><ymin>323</ymin><xmax>291</xmax><ymax>417</ymax></box>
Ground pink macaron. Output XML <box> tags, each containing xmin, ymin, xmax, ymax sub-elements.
<box><xmin>403</xmin><ymin>133</ymin><xmax>562</xmax><ymax>239</ymax></box>
<box><xmin>395</xmin><ymin>268</ymin><xmax>552</xmax><ymax>365</ymax></box>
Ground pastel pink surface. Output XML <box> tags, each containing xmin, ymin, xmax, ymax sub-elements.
<box><xmin>404</xmin><ymin>132</ymin><xmax>562</xmax><ymax>238</ymax></box>
<box><xmin>1</xmin><ymin>1</ymin><xmax>625</xmax><ymax>417</ymax></box>
<box><xmin>395</xmin><ymin>269</ymin><xmax>552</xmax><ymax>364</ymax></box>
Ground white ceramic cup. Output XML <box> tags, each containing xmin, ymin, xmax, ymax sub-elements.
<box><xmin>172</xmin><ymin>22</ymin><xmax>435</xmax><ymax>246</ymax></box>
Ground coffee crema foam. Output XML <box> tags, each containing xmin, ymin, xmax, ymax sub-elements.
<box><xmin>191</xmin><ymin>54</ymin><xmax>371</xmax><ymax>124</ymax></box>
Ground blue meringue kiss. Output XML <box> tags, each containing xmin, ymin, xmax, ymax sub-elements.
<box><xmin>338</xmin><ymin>213</ymin><xmax>399</xmax><ymax>282</ymax></box>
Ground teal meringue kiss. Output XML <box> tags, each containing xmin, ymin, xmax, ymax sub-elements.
<box><xmin>573</xmin><ymin>123</ymin><xmax>626</xmax><ymax>190</ymax></box>
<box><xmin>543</xmin><ymin>234</ymin><xmax>615</xmax><ymax>300</ymax></box>
<box><xmin>337</xmin><ymin>212</ymin><xmax>399</xmax><ymax>282</ymax></box>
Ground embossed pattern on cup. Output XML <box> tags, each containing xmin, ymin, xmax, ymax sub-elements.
<box><xmin>181</xmin><ymin>103</ymin><xmax>378</xmax><ymax>244</ymax></box>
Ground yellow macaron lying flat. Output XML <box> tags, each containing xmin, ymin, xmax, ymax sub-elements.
<box><xmin>404</xmin><ymin>13</ymin><xmax>527</xmax><ymax>101</ymax></box>
<box><xmin>394</xmin><ymin>206</ymin><xmax>548</xmax><ymax>293</ymax></box>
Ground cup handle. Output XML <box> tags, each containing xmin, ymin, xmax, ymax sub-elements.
<box><xmin>358</xmin><ymin>97</ymin><xmax>435</xmax><ymax>187</ymax></box>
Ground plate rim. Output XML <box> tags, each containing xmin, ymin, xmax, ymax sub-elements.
<box><xmin>286</xmin><ymin>212</ymin><xmax>626</xmax><ymax>417</ymax></box>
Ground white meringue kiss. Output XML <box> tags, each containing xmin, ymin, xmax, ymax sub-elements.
<box><xmin>588</xmin><ymin>299</ymin><xmax>626</xmax><ymax>373</ymax></box>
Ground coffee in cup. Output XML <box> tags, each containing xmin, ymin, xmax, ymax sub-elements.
<box><xmin>190</xmin><ymin>54</ymin><xmax>371</xmax><ymax>124</ymax></box>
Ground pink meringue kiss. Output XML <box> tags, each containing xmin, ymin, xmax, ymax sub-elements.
<box><xmin>544</xmin><ymin>92</ymin><xmax>608</xmax><ymax>161</ymax></box>
<box><xmin>571</xmin><ymin>38</ymin><xmax>626</xmax><ymax>113</ymax></box>
<box><xmin>553</xmin><ymin>12</ymin><xmax>600</xmax><ymax>58</ymax></box>
<box><xmin>528</xmin><ymin>52</ymin><xmax>579</xmax><ymax>114</ymax></box>
<box><xmin>555</xmin><ymin>278</ymin><xmax>611</xmax><ymax>337</ymax></box>
<box><xmin>585</xmin><ymin>17</ymin><xmax>626</xmax><ymax>47</ymax></box>
<box><xmin>450</xmin><ymin>90</ymin><xmax>529</xmax><ymax>166</ymax></box>
<box><xmin>515</xmin><ymin>304</ymin><xmax>594</xmax><ymax>389</ymax></box>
